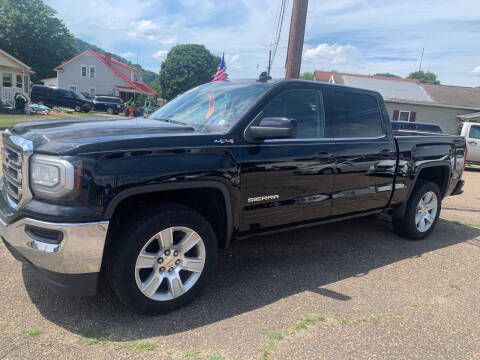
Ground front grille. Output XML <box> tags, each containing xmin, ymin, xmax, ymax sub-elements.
<box><xmin>2</xmin><ymin>143</ymin><xmax>24</xmax><ymax>206</ymax></box>
<box><xmin>2</xmin><ymin>132</ymin><xmax>32</xmax><ymax>209</ymax></box>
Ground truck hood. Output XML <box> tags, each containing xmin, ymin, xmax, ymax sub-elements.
<box><xmin>8</xmin><ymin>117</ymin><xmax>207</xmax><ymax>155</ymax></box>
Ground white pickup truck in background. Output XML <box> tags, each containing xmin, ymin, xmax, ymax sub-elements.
<box><xmin>458</xmin><ymin>122</ymin><xmax>480</xmax><ymax>165</ymax></box>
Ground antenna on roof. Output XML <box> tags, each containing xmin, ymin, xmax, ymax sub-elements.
<box><xmin>418</xmin><ymin>37</ymin><xmax>428</xmax><ymax>72</ymax></box>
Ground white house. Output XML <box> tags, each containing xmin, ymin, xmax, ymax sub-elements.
<box><xmin>53</xmin><ymin>50</ymin><xmax>157</xmax><ymax>99</ymax></box>
<box><xmin>0</xmin><ymin>48</ymin><xmax>32</xmax><ymax>106</ymax></box>
<box><xmin>41</xmin><ymin>77</ymin><xmax>58</xmax><ymax>87</ymax></box>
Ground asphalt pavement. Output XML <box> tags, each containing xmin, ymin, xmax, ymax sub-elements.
<box><xmin>0</xmin><ymin>167</ymin><xmax>479</xmax><ymax>359</ymax></box>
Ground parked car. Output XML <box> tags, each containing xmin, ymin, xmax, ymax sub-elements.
<box><xmin>392</xmin><ymin>121</ymin><xmax>443</xmax><ymax>133</ymax></box>
<box><xmin>30</xmin><ymin>84</ymin><xmax>93</xmax><ymax>112</ymax></box>
<box><xmin>0</xmin><ymin>79</ymin><xmax>466</xmax><ymax>314</ymax></box>
<box><xmin>92</xmin><ymin>96</ymin><xmax>124</xmax><ymax>115</ymax></box>
<box><xmin>457</xmin><ymin>122</ymin><xmax>480</xmax><ymax>165</ymax></box>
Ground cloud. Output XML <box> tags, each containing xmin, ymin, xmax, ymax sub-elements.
<box><xmin>153</xmin><ymin>50</ymin><xmax>168</xmax><ymax>60</ymax></box>
<box><xmin>122</xmin><ymin>51</ymin><xmax>135</xmax><ymax>59</ymax></box>
<box><xmin>128</xmin><ymin>19</ymin><xmax>177</xmax><ymax>45</ymax></box>
<box><xmin>304</xmin><ymin>43</ymin><xmax>356</xmax><ymax>64</ymax></box>
<box><xmin>45</xmin><ymin>0</ymin><xmax>480</xmax><ymax>86</ymax></box>
<box><xmin>132</xmin><ymin>19</ymin><xmax>158</xmax><ymax>32</ymax></box>
<box><xmin>472</xmin><ymin>66</ymin><xmax>480</xmax><ymax>74</ymax></box>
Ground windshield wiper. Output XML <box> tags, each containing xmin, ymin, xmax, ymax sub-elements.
<box><xmin>151</xmin><ymin>118</ymin><xmax>189</xmax><ymax>126</ymax></box>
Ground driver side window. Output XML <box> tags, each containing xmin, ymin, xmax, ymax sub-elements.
<box><xmin>260</xmin><ymin>88</ymin><xmax>325</xmax><ymax>138</ymax></box>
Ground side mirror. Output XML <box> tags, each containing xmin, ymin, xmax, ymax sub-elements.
<box><xmin>246</xmin><ymin>117</ymin><xmax>298</xmax><ymax>142</ymax></box>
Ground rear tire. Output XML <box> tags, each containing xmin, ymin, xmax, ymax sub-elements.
<box><xmin>392</xmin><ymin>180</ymin><xmax>441</xmax><ymax>240</ymax></box>
<box><xmin>106</xmin><ymin>203</ymin><xmax>217</xmax><ymax>314</ymax></box>
<box><xmin>74</xmin><ymin>105</ymin><xmax>81</xmax><ymax>112</ymax></box>
<box><xmin>107</xmin><ymin>107</ymin><xmax>114</xmax><ymax>115</ymax></box>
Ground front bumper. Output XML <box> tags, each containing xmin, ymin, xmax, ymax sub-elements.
<box><xmin>0</xmin><ymin>216</ymin><xmax>108</xmax><ymax>296</ymax></box>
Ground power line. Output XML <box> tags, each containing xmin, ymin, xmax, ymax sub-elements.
<box><xmin>268</xmin><ymin>0</ymin><xmax>289</xmax><ymax>75</ymax></box>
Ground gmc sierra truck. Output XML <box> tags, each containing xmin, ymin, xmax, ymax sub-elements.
<box><xmin>0</xmin><ymin>79</ymin><xmax>466</xmax><ymax>314</ymax></box>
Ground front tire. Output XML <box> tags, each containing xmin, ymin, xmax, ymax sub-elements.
<box><xmin>392</xmin><ymin>180</ymin><xmax>441</xmax><ymax>240</ymax></box>
<box><xmin>106</xmin><ymin>204</ymin><xmax>217</xmax><ymax>314</ymax></box>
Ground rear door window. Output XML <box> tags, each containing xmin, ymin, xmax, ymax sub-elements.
<box><xmin>329</xmin><ymin>90</ymin><xmax>384</xmax><ymax>138</ymax></box>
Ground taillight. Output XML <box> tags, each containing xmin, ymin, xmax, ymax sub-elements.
<box><xmin>462</xmin><ymin>146</ymin><xmax>468</xmax><ymax>171</ymax></box>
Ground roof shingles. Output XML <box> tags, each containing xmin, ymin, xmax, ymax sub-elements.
<box><xmin>314</xmin><ymin>69</ymin><xmax>480</xmax><ymax>109</ymax></box>
<box><xmin>421</xmin><ymin>84</ymin><xmax>480</xmax><ymax>109</ymax></box>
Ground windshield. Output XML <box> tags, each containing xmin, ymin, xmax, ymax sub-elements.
<box><xmin>149</xmin><ymin>82</ymin><xmax>268</xmax><ymax>133</ymax></box>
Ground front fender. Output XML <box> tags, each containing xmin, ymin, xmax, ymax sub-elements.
<box><xmin>103</xmin><ymin>181</ymin><xmax>234</xmax><ymax>246</ymax></box>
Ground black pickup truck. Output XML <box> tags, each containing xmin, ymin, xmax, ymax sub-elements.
<box><xmin>0</xmin><ymin>79</ymin><xmax>466</xmax><ymax>314</ymax></box>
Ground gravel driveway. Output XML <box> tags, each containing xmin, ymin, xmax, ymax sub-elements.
<box><xmin>0</xmin><ymin>155</ymin><xmax>479</xmax><ymax>359</ymax></box>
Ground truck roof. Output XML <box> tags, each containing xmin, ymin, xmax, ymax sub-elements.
<box><xmin>219</xmin><ymin>78</ymin><xmax>383</xmax><ymax>98</ymax></box>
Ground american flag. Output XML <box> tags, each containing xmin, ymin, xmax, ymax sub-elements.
<box><xmin>212</xmin><ymin>53</ymin><xmax>226</xmax><ymax>81</ymax></box>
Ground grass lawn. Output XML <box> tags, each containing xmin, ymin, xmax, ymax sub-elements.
<box><xmin>0</xmin><ymin>110</ymin><xmax>119</xmax><ymax>127</ymax></box>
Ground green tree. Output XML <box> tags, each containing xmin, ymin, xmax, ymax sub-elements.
<box><xmin>73</xmin><ymin>38</ymin><xmax>134</xmax><ymax>66</ymax></box>
<box><xmin>142</xmin><ymin>69</ymin><xmax>159</xmax><ymax>84</ymax></box>
<box><xmin>0</xmin><ymin>0</ymin><xmax>77</xmax><ymax>82</ymax></box>
<box><xmin>407</xmin><ymin>70</ymin><xmax>440</xmax><ymax>84</ymax></box>
<box><xmin>149</xmin><ymin>81</ymin><xmax>162</xmax><ymax>96</ymax></box>
<box><xmin>299</xmin><ymin>71</ymin><xmax>314</xmax><ymax>80</ymax></box>
<box><xmin>373</xmin><ymin>73</ymin><xmax>400</xmax><ymax>78</ymax></box>
<box><xmin>159</xmin><ymin>44</ymin><xmax>220</xmax><ymax>100</ymax></box>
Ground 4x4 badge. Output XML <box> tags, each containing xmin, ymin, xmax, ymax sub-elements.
<box><xmin>214</xmin><ymin>139</ymin><xmax>234</xmax><ymax>144</ymax></box>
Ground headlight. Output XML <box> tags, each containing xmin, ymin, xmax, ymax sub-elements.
<box><xmin>30</xmin><ymin>155</ymin><xmax>74</xmax><ymax>198</ymax></box>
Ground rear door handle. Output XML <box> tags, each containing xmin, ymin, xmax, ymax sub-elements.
<box><xmin>468</xmin><ymin>141</ymin><xmax>477</xmax><ymax>145</ymax></box>
<box><xmin>380</xmin><ymin>149</ymin><xmax>393</xmax><ymax>157</ymax></box>
<box><xmin>315</xmin><ymin>152</ymin><xmax>335</xmax><ymax>160</ymax></box>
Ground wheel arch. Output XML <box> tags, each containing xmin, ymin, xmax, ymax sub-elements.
<box><xmin>104</xmin><ymin>181</ymin><xmax>233</xmax><ymax>249</ymax></box>
<box><xmin>391</xmin><ymin>162</ymin><xmax>450</xmax><ymax>219</ymax></box>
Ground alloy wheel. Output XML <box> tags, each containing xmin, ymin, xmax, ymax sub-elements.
<box><xmin>415</xmin><ymin>191</ymin><xmax>438</xmax><ymax>232</ymax></box>
<box><xmin>134</xmin><ymin>227</ymin><xmax>206</xmax><ymax>301</ymax></box>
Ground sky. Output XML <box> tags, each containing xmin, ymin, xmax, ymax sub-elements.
<box><xmin>45</xmin><ymin>0</ymin><xmax>480</xmax><ymax>87</ymax></box>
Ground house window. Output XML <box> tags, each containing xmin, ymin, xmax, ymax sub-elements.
<box><xmin>69</xmin><ymin>85</ymin><xmax>77</xmax><ymax>91</ymax></box>
<box><xmin>89</xmin><ymin>87</ymin><xmax>96</xmax><ymax>97</ymax></box>
<box><xmin>2</xmin><ymin>73</ymin><xmax>12</xmax><ymax>87</ymax></box>
<box><xmin>133</xmin><ymin>72</ymin><xmax>140</xmax><ymax>83</ymax></box>
<box><xmin>399</xmin><ymin>111</ymin><xmax>411</xmax><ymax>121</ymax></box>
<box><xmin>24</xmin><ymin>76</ymin><xmax>29</xmax><ymax>93</ymax></box>
<box><xmin>16</xmin><ymin>74</ymin><xmax>22</xmax><ymax>88</ymax></box>
<box><xmin>89</xmin><ymin>65</ymin><xmax>95</xmax><ymax>79</ymax></box>
<box><xmin>81</xmin><ymin>65</ymin><xmax>87</xmax><ymax>77</ymax></box>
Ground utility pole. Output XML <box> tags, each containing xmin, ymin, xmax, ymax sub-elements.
<box><xmin>267</xmin><ymin>49</ymin><xmax>272</xmax><ymax>76</ymax></box>
<box><xmin>285</xmin><ymin>0</ymin><xmax>308</xmax><ymax>79</ymax></box>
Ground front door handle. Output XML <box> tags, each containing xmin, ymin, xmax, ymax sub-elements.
<box><xmin>380</xmin><ymin>149</ymin><xmax>393</xmax><ymax>157</ymax></box>
<box><xmin>315</xmin><ymin>152</ymin><xmax>335</xmax><ymax>160</ymax></box>
<box><xmin>468</xmin><ymin>141</ymin><xmax>477</xmax><ymax>145</ymax></box>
